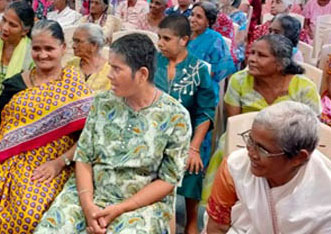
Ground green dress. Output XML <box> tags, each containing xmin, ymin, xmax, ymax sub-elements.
<box><xmin>34</xmin><ymin>91</ymin><xmax>192</xmax><ymax>234</ymax></box>
<box><xmin>201</xmin><ymin>70</ymin><xmax>322</xmax><ymax>204</ymax></box>
<box><xmin>154</xmin><ymin>52</ymin><xmax>216</xmax><ymax>200</ymax></box>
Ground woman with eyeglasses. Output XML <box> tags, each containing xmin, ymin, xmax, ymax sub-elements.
<box><xmin>201</xmin><ymin>34</ymin><xmax>321</xmax><ymax>204</ymax></box>
<box><xmin>66</xmin><ymin>23</ymin><xmax>111</xmax><ymax>92</ymax></box>
<box><xmin>206</xmin><ymin>101</ymin><xmax>331</xmax><ymax>233</ymax></box>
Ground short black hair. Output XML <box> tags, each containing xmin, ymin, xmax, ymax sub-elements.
<box><xmin>110</xmin><ymin>33</ymin><xmax>156</xmax><ymax>83</ymax></box>
<box><xmin>272</xmin><ymin>14</ymin><xmax>301</xmax><ymax>46</ymax></box>
<box><xmin>158</xmin><ymin>15</ymin><xmax>191</xmax><ymax>39</ymax></box>
<box><xmin>8</xmin><ymin>1</ymin><xmax>35</xmax><ymax>38</ymax></box>
<box><xmin>192</xmin><ymin>2</ymin><xmax>218</xmax><ymax>27</ymax></box>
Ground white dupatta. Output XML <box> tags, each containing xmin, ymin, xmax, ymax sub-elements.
<box><xmin>226</xmin><ymin>149</ymin><xmax>331</xmax><ymax>234</ymax></box>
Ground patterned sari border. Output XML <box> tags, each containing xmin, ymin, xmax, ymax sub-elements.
<box><xmin>0</xmin><ymin>97</ymin><xmax>93</xmax><ymax>162</ymax></box>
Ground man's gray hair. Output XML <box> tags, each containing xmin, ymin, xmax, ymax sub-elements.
<box><xmin>253</xmin><ymin>101</ymin><xmax>319</xmax><ymax>158</ymax></box>
<box><xmin>76</xmin><ymin>23</ymin><xmax>105</xmax><ymax>49</ymax></box>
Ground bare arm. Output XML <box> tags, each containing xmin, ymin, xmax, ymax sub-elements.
<box><xmin>187</xmin><ymin>120</ymin><xmax>210</xmax><ymax>174</ymax></box>
<box><xmin>76</xmin><ymin>161</ymin><xmax>107</xmax><ymax>233</ymax></box>
<box><xmin>225</xmin><ymin>103</ymin><xmax>241</xmax><ymax>117</ymax></box>
<box><xmin>76</xmin><ymin>161</ymin><xmax>94</xmax><ymax>209</ymax></box>
<box><xmin>207</xmin><ymin>218</ymin><xmax>230</xmax><ymax>234</ymax></box>
<box><xmin>191</xmin><ymin>120</ymin><xmax>211</xmax><ymax>149</ymax></box>
<box><xmin>31</xmin><ymin>143</ymin><xmax>77</xmax><ymax>183</ymax></box>
<box><xmin>93</xmin><ymin>179</ymin><xmax>175</xmax><ymax>228</ymax></box>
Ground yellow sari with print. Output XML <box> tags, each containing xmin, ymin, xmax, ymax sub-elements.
<box><xmin>0</xmin><ymin>67</ymin><xmax>93</xmax><ymax>233</ymax></box>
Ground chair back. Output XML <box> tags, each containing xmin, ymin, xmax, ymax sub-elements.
<box><xmin>298</xmin><ymin>41</ymin><xmax>313</xmax><ymax>64</ymax></box>
<box><xmin>288</xmin><ymin>13</ymin><xmax>304</xmax><ymax>29</ymax></box>
<box><xmin>63</xmin><ymin>25</ymin><xmax>78</xmax><ymax>48</ymax></box>
<box><xmin>62</xmin><ymin>25</ymin><xmax>78</xmax><ymax>65</ymax></box>
<box><xmin>317</xmin><ymin>123</ymin><xmax>331</xmax><ymax>160</ymax></box>
<box><xmin>262</xmin><ymin>13</ymin><xmax>274</xmax><ymax>24</ymax></box>
<box><xmin>225</xmin><ymin>113</ymin><xmax>331</xmax><ymax>161</ymax></box>
<box><xmin>313</xmin><ymin>14</ymin><xmax>331</xmax><ymax>58</ymax></box>
<box><xmin>224</xmin><ymin>112</ymin><xmax>258</xmax><ymax>156</ymax></box>
<box><xmin>112</xmin><ymin>29</ymin><xmax>159</xmax><ymax>48</ymax></box>
<box><xmin>298</xmin><ymin>61</ymin><xmax>323</xmax><ymax>92</ymax></box>
<box><xmin>109</xmin><ymin>15</ymin><xmax>123</xmax><ymax>32</ymax></box>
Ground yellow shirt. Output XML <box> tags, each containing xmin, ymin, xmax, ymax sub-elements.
<box><xmin>66</xmin><ymin>57</ymin><xmax>111</xmax><ymax>93</ymax></box>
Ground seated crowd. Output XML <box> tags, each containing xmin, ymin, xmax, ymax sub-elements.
<box><xmin>0</xmin><ymin>0</ymin><xmax>330</xmax><ymax>233</ymax></box>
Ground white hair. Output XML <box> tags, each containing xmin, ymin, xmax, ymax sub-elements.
<box><xmin>76</xmin><ymin>23</ymin><xmax>105</xmax><ymax>49</ymax></box>
<box><xmin>253</xmin><ymin>101</ymin><xmax>319</xmax><ymax>157</ymax></box>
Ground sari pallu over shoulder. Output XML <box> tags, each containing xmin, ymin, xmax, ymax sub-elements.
<box><xmin>0</xmin><ymin>67</ymin><xmax>93</xmax><ymax>162</ymax></box>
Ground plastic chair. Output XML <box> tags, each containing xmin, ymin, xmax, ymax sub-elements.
<box><xmin>262</xmin><ymin>13</ymin><xmax>274</xmax><ymax>24</ymax></box>
<box><xmin>298</xmin><ymin>41</ymin><xmax>313</xmax><ymax>64</ymax></box>
<box><xmin>313</xmin><ymin>14</ymin><xmax>331</xmax><ymax>58</ymax></box>
<box><xmin>322</xmin><ymin>29</ymin><xmax>331</xmax><ymax>46</ymax></box>
<box><xmin>224</xmin><ymin>112</ymin><xmax>258</xmax><ymax>156</ymax></box>
<box><xmin>109</xmin><ymin>15</ymin><xmax>123</xmax><ymax>32</ymax></box>
<box><xmin>61</xmin><ymin>26</ymin><xmax>78</xmax><ymax>65</ymax></box>
<box><xmin>298</xmin><ymin>61</ymin><xmax>323</xmax><ymax>92</ymax></box>
<box><xmin>112</xmin><ymin>29</ymin><xmax>159</xmax><ymax>48</ymax></box>
<box><xmin>318</xmin><ymin>123</ymin><xmax>331</xmax><ymax>160</ymax></box>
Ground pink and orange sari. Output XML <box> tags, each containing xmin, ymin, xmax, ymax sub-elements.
<box><xmin>0</xmin><ymin>67</ymin><xmax>93</xmax><ymax>233</ymax></box>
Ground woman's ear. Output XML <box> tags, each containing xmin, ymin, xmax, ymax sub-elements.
<box><xmin>22</xmin><ymin>28</ymin><xmax>30</xmax><ymax>37</ymax></box>
<box><xmin>136</xmin><ymin>67</ymin><xmax>149</xmax><ymax>84</ymax></box>
<box><xmin>61</xmin><ymin>42</ymin><xmax>67</xmax><ymax>56</ymax></box>
<box><xmin>179</xmin><ymin>35</ymin><xmax>190</xmax><ymax>47</ymax></box>
<box><xmin>291</xmin><ymin>149</ymin><xmax>310</xmax><ymax>167</ymax></box>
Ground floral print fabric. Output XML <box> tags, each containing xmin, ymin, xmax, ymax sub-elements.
<box><xmin>35</xmin><ymin>91</ymin><xmax>192</xmax><ymax>233</ymax></box>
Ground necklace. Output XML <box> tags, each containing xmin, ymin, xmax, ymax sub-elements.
<box><xmin>29</xmin><ymin>68</ymin><xmax>63</xmax><ymax>87</ymax></box>
<box><xmin>29</xmin><ymin>69</ymin><xmax>36</xmax><ymax>86</ymax></box>
<box><xmin>125</xmin><ymin>88</ymin><xmax>158</xmax><ymax>111</ymax></box>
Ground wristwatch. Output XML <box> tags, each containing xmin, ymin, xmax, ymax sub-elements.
<box><xmin>62</xmin><ymin>155</ymin><xmax>71</xmax><ymax>166</ymax></box>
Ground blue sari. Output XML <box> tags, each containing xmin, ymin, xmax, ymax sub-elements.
<box><xmin>188</xmin><ymin>28</ymin><xmax>236</xmax><ymax>103</ymax></box>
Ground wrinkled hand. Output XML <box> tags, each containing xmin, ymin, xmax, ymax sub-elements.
<box><xmin>93</xmin><ymin>204</ymin><xmax>124</xmax><ymax>229</ymax></box>
<box><xmin>185</xmin><ymin>149</ymin><xmax>203</xmax><ymax>174</ymax></box>
<box><xmin>84</xmin><ymin>203</ymin><xmax>107</xmax><ymax>234</ymax></box>
<box><xmin>31</xmin><ymin>158</ymin><xmax>65</xmax><ymax>183</ymax></box>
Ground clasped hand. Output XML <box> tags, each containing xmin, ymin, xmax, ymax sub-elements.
<box><xmin>85</xmin><ymin>204</ymin><xmax>124</xmax><ymax>234</ymax></box>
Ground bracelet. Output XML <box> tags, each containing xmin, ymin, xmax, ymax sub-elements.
<box><xmin>78</xmin><ymin>189</ymin><xmax>93</xmax><ymax>195</ymax></box>
<box><xmin>190</xmin><ymin>146</ymin><xmax>200</xmax><ymax>153</ymax></box>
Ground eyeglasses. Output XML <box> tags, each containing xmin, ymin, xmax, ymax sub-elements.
<box><xmin>72</xmin><ymin>39</ymin><xmax>89</xmax><ymax>45</ymax></box>
<box><xmin>238</xmin><ymin>129</ymin><xmax>285</xmax><ymax>158</ymax></box>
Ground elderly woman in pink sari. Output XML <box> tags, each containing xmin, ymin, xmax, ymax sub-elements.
<box><xmin>207</xmin><ymin>101</ymin><xmax>331</xmax><ymax>233</ymax></box>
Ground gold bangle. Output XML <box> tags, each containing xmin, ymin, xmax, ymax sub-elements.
<box><xmin>190</xmin><ymin>146</ymin><xmax>200</xmax><ymax>153</ymax></box>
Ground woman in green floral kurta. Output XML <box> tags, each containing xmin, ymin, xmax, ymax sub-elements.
<box><xmin>35</xmin><ymin>34</ymin><xmax>192</xmax><ymax>233</ymax></box>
